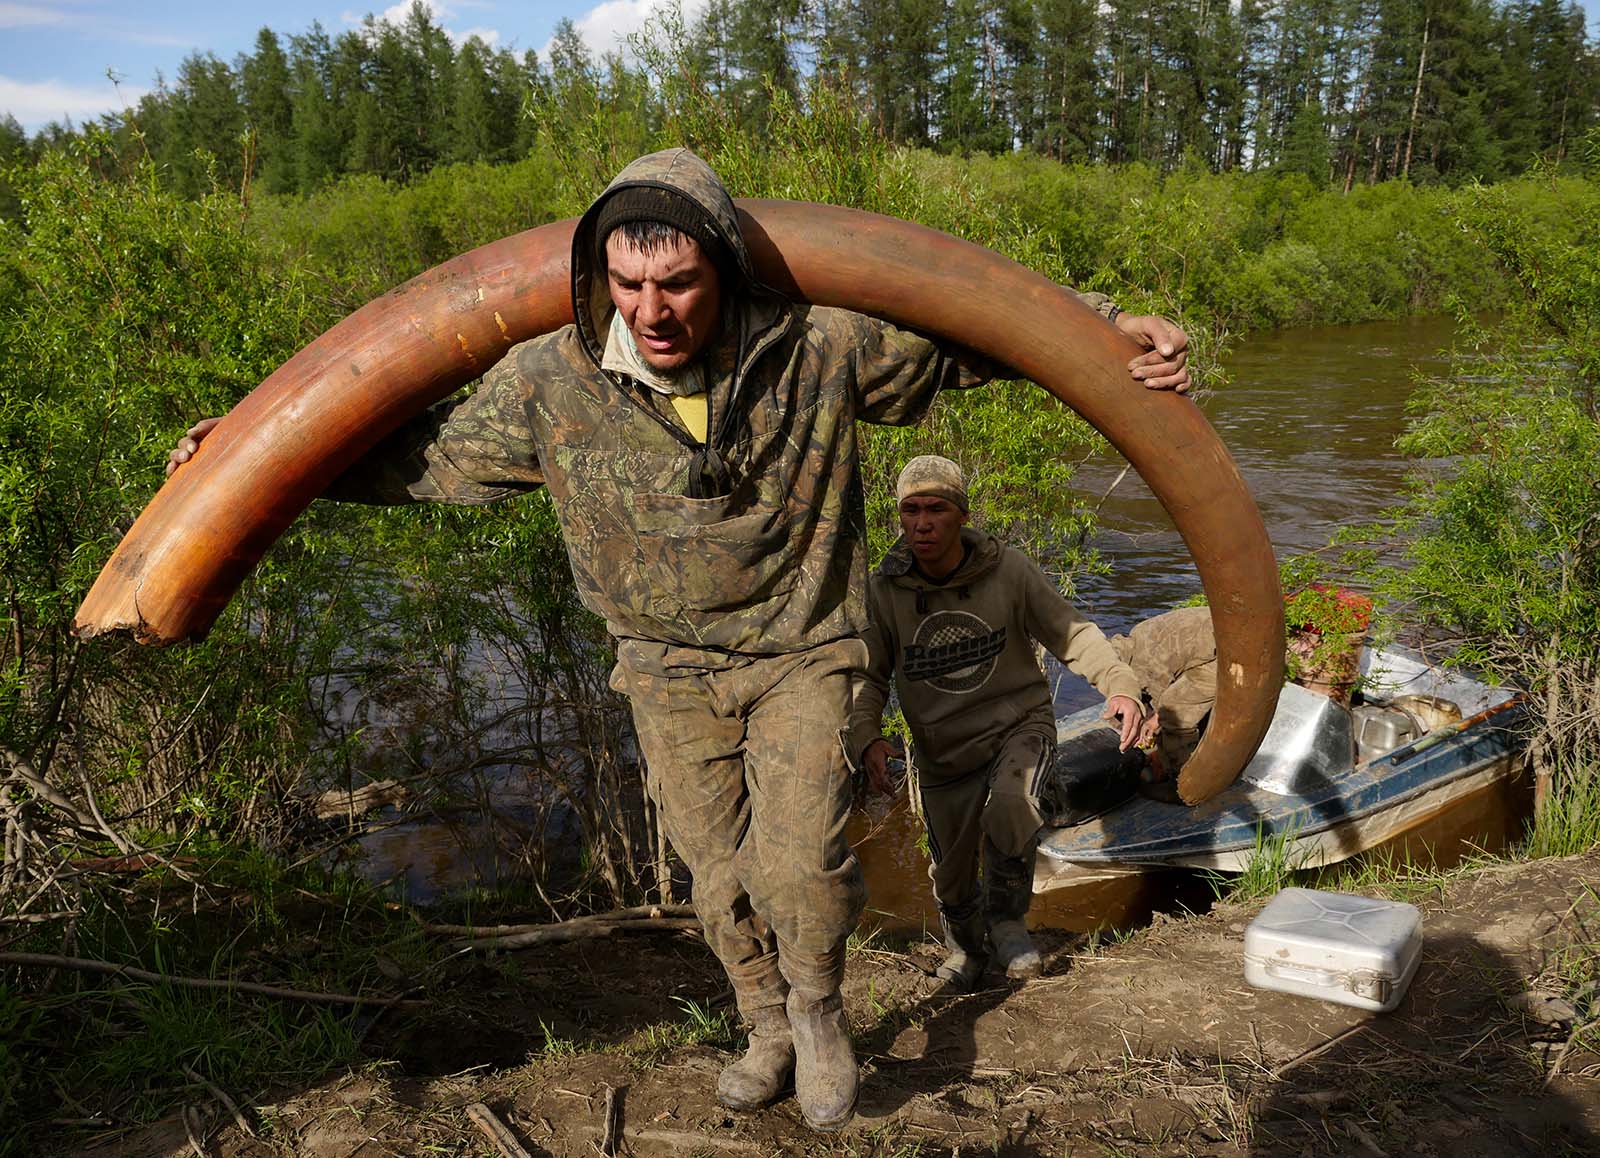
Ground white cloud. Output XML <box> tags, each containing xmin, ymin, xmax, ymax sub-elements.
<box><xmin>567</xmin><ymin>0</ymin><xmax>709</xmax><ymax>60</ymax></box>
<box><xmin>0</xmin><ymin>2</ymin><xmax>66</xmax><ymax>30</ymax></box>
<box><xmin>0</xmin><ymin>73</ymin><xmax>146</xmax><ymax>130</ymax></box>
<box><xmin>375</xmin><ymin>0</ymin><xmax>449</xmax><ymax>24</ymax></box>
<box><xmin>342</xmin><ymin>1</ymin><xmax>502</xmax><ymax>49</ymax></box>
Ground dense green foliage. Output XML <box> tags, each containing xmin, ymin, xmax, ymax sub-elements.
<box><xmin>934</xmin><ymin>152</ymin><xmax>1591</xmax><ymax>333</ymax></box>
<box><xmin>0</xmin><ymin>135</ymin><xmax>343</xmax><ymax>835</ymax></box>
<box><xmin>1360</xmin><ymin>134</ymin><xmax>1600</xmax><ymax>854</ymax></box>
<box><xmin>5</xmin><ymin>0</ymin><xmax>1597</xmax><ymax>195</ymax></box>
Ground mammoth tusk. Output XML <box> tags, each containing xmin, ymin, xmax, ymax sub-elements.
<box><xmin>73</xmin><ymin>200</ymin><xmax>1282</xmax><ymax>803</ymax></box>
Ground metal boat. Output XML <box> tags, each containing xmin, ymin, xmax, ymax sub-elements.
<box><xmin>1035</xmin><ymin>645</ymin><xmax>1528</xmax><ymax>890</ymax></box>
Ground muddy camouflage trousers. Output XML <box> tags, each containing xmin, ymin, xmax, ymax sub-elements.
<box><xmin>613</xmin><ymin>637</ymin><xmax>868</xmax><ymax>1015</ymax></box>
<box><xmin>915</xmin><ymin>728</ymin><xmax>1052</xmax><ymax>942</ymax></box>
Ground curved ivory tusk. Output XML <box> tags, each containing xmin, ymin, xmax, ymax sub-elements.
<box><xmin>74</xmin><ymin>201</ymin><xmax>1282</xmax><ymax>803</ymax></box>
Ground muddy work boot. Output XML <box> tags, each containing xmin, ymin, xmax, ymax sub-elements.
<box><xmin>785</xmin><ymin>988</ymin><xmax>857</xmax><ymax>1131</ymax></box>
<box><xmin>717</xmin><ymin>1006</ymin><xmax>794</xmax><ymax>1111</ymax></box>
<box><xmin>985</xmin><ymin>846</ymin><xmax>1042</xmax><ymax>979</ymax></box>
<box><xmin>936</xmin><ymin>944</ymin><xmax>986</xmax><ymax>989</ymax></box>
<box><xmin>988</xmin><ymin>919</ymin><xmax>1042</xmax><ymax>979</ymax></box>
<box><xmin>935</xmin><ymin>906</ymin><xmax>989</xmax><ymax>991</ymax></box>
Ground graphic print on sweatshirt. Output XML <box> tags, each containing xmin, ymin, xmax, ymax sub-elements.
<box><xmin>902</xmin><ymin>610</ymin><xmax>1005</xmax><ymax>694</ymax></box>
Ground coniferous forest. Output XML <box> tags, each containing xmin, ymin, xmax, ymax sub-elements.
<box><xmin>2</xmin><ymin>0</ymin><xmax>1597</xmax><ymax>197</ymax></box>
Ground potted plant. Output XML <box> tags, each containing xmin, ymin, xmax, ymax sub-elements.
<box><xmin>1284</xmin><ymin>584</ymin><xmax>1373</xmax><ymax>705</ymax></box>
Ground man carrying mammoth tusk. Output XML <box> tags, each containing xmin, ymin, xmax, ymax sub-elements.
<box><xmin>167</xmin><ymin>148</ymin><xmax>1189</xmax><ymax>1131</ymax></box>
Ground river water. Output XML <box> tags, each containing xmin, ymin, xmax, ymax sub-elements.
<box><xmin>1070</xmin><ymin>312</ymin><xmax>1456</xmax><ymax>637</ymax></box>
<box><xmin>361</xmin><ymin>314</ymin><xmax>1519</xmax><ymax>927</ymax></box>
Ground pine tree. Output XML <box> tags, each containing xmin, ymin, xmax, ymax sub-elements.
<box><xmin>449</xmin><ymin>36</ymin><xmax>498</xmax><ymax>165</ymax></box>
<box><xmin>726</xmin><ymin>0</ymin><xmax>804</xmax><ymax>131</ymax></box>
<box><xmin>1528</xmin><ymin>0</ymin><xmax>1589</xmax><ymax>160</ymax></box>
<box><xmin>289</xmin><ymin>23</ymin><xmax>343</xmax><ymax>191</ymax></box>
<box><xmin>939</xmin><ymin>0</ymin><xmax>994</xmax><ymax>152</ymax></box>
<box><xmin>0</xmin><ymin>113</ymin><xmax>28</xmax><ymax>219</ymax></box>
<box><xmin>1037</xmin><ymin>0</ymin><xmax>1098</xmax><ymax>160</ymax></box>
<box><xmin>169</xmin><ymin>53</ymin><xmax>246</xmax><ymax>195</ymax></box>
<box><xmin>495</xmin><ymin>49</ymin><xmax>544</xmax><ymax>159</ymax></box>
<box><xmin>332</xmin><ymin>24</ymin><xmax>381</xmax><ymax>177</ymax></box>
<box><xmin>240</xmin><ymin>29</ymin><xmax>295</xmax><ymax>194</ymax></box>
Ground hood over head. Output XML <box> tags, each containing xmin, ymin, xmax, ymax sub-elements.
<box><xmin>571</xmin><ymin>148</ymin><xmax>760</xmax><ymax>367</ymax></box>
<box><xmin>879</xmin><ymin>526</ymin><xmax>1002</xmax><ymax>588</ymax></box>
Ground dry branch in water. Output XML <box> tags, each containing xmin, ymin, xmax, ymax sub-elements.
<box><xmin>309</xmin><ymin>778</ymin><xmax>412</xmax><ymax>820</ymax></box>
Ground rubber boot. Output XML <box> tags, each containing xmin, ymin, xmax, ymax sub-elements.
<box><xmin>717</xmin><ymin>955</ymin><xmax>793</xmax><ymax>1110</ymax></box>
<box><xmin>786</xmin><ymin>987</ymin><xmax>857</xmax><ymax>1131</ymax></box>
<box><xmin>986</xmin><ymin>844</ymin><xmax>1042</xmax><ymax>979</ymax></box>
<box><xmin>935</xmin><ymin>901</ymin><xmax>989</xmax><ymax>991</ymax></box>
<box><xmin>716</xmin><ymin>1004</ymin><xmax>794</xmax><ymax>1110</ymax></box>
<box><xmin>988</xmin><ymin>919</ymin><xmax>1042</xmax><ymax>978</ymax></box>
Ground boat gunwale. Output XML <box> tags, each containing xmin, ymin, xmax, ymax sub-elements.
<box><xmin>1037</xmin><ymin>653</ymin><xmax>1529</xmax><ymax>867</ymax></box>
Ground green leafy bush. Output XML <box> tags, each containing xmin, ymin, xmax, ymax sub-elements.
<box><xmin>1366</xmin><ymin>163</ymin><xmax>1600</xmax><ymax>855</ymax></box>
<box><xmin>0</xmin><ymin>134</ymin><xmax>345</xmax><ymax>831</ymax></box>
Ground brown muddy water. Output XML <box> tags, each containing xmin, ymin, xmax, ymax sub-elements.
<box><xmin>357</xmin><ymin>315</ymin><xmax>1525</xmax><ymax>928</ymax></box>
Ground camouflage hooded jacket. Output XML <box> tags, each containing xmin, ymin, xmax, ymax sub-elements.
<box><xmin>335</xmin><ymin>149</ymin><xmax>1117</xmax><ymax>660</ymax></box>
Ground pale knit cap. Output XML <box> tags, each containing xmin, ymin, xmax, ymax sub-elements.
<box><xmin>895</xmin><ymin>455</ymin><xmax>969</xmax><ymax>512</ymax></box>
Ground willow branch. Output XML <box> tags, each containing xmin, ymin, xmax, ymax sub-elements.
<box><xmin>423</xmin><ymin>903</ymin><xmax>696</xmax><ymax>938</ymax></box>
<box><xmin>0</xmin><ymin>952</ymin><xmax>424</xmax><ymax>1009</ymax></box>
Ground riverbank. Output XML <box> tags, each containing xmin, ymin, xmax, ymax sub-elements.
<box><xmin>83</xmin><ymin>849</ymin><xmax>1598</xmax><ymax>1157</ymax></box>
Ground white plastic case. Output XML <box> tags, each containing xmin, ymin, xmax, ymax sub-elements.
<box><xmin>1243</xmin><ymin>888</ymin><xmax>1423</xmax><ymax>1012</ymax></box>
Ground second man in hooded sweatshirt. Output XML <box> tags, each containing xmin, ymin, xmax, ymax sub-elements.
<box><xmin>850</xmin><ymin>455</ymin><xmax>1146</xmax><ymax>987</ymax></box>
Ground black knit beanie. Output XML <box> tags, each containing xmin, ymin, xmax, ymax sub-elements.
<box><xmin>593</xmin><ymin>185</ymin><xmax>735</xmax><ymax>280</ymax></box>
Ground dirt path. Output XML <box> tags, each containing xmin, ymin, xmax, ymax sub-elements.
<box><xmin>85</xmin><ymin>853</ymin><xmax>1599</xmax><ymax>1156</ymax></box>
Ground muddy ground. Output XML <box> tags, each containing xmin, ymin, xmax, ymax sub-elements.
<box><xmin>73</xmin><ymin>852</ymin><xmax>1599</xmax><ymax>1157</ymax></box>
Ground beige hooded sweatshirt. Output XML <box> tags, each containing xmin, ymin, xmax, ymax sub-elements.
<box><xmin>848</xmin><ymin>528</ymin><xmax>1142</xmax><ymax>783</ymax></box>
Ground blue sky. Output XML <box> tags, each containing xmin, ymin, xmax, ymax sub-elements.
<box><xmin>0</xmin><ymin>1</ymin><xmax>707</xmax><ymax>132</ymax></box>
<box><xmin>2</xmin><ymin>0</ymin><xmax>1597</xmax><ymax>134</ymax></box>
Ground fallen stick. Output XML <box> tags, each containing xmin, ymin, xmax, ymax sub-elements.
<box><xmin>600</xmin><ymin>1085</ymin><xmax>620</xmax><ymax>1156</ymax></box>
<box><xmin>457</xmin><ymin>918</ymin><xmax>701</xmax><ymax>952</ymax></box>
<box><xmin>464</xmin><ymin>1103</ymin><xmax>534</xmax><ymax>1158</ymax></box>
<box><xmin>1364</xmin><ymin>1028</ymin><xmax>1477</xmax><ymax>1073</ymax></box>
<box><xmin>620</xmin><ymin>1129</ymin><xmax>764</xmax><ymax>1153</ymax></box>
<box><xmin>183</xmin><ymin>1066</ymin><xmax>254</xmax><ymax>1139</ymax></box>
<box><xmin>1345</xmin><ymin>1119</ymin><xmax>1390</xmax><ymax>1157</ymax></box>
<box><xmin>0</xmin><ymin>952</ymin><xmax>423</xmax><ymax>1009</ymax></box>
<box><xmin>1265</xmin><ymin>1023</ymin><xmax>1370</xmax><ymax>1081</ymax></box>
<box><xmin>182</xmin><ymin>1104</ymin><xmax>208</xmax><ymax>1158</ymax></box>
<box><xmin>1542</xmin><ymin>1032</ymin><xmax>1581</xmax><ymax>1089</ymax></box>
<box><xmin>0</xmin><ymin>911</ymin><xmax>81</xmax><ymax>925</ymax></box>
<box><xmin>69</xmin><ymin>853</ymin><xmax>195</xmax><ymax>874</ymax></box>
<box><xmin>425</xmin><ymin>903</ymin><xmax>696</xmax><ymax>938</ymax></box>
